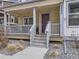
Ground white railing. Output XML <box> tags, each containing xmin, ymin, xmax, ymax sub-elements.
<box><xmin>30</xmin><ymin>24</ymin><xmax>36</xmax><ymax>46</ymax></box>
<box><xmin>51</xmin><ymin>23</ymin><xmax>60</xmax><ymax>35</ymax></box>
<box><xmin>15</xmin><ymin>0</ymin><xmax>38</xmax><ymax>3</ymax></box>
<box><xmin>6</xmin><ymin>25</ymin><xmax>31</xmax><ymax>35</ymax></box>
<box><xmin>45</xmin><ymin>21</ymin><xmax>52</xmax><ymax>48</ymax></box>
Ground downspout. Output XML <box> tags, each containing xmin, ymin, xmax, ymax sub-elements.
<box><xmin>63</xmin><ymin>0</ymin><xmax>67</xmax><ymax>54</ymax></box>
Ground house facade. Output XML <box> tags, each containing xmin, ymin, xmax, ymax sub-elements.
<box><xmin>2</xmin><ymin>0</ymin><xmax>79</xmax><ymax>48</ymax></box>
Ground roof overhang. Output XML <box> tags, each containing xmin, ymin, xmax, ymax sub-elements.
<box><xmin>3</xmin><ymin>0</ymin><xmax>63</xmax><ymax>12</ymax></box>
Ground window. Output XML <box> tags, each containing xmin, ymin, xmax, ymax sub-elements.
<box><xmin>23</xmin><ymin>17</ymin><xmax>33</xmax><ymax>25</ymax></box>
<box><xmin>10</xmin><ymin>16</ymin><xmax>15</xmax><ymax>23</ymax></box>
<box><xmin>0</xmin><ymin>2</ymin><xmax>2</xmax><ymax>7</ymax></box>
<box><xmin>68</xmin><ymin>1</ymin><xmax>79</xmax><ymax>26</ymax></box>
<box><xmin>7</xmin><ymin>15</ymin><xmax>16</xmax><ymax>25</ymax></box>
<box><xmin>0</xmin><ymin>17</ymin><xmax>4</xmax><ymax>24</ymax></box>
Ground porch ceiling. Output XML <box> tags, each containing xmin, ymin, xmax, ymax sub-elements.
<box><xmin>4</xmin><ymin>0</ymin><xmax>62</xmax><ymax>12</ymax></box>
<box><xmin>9</xmin><ymin>4</ymin><xmax>60</xmax><ymax>16</ymax></box>
<box><xmin>9</xmin><ymin>8</ymin><xmax>33</xmax><ymax>16</ymax></box>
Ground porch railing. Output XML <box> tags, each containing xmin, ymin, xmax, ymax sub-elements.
<box><xmin>45</xmin><ymin>21</ymin><xmax>52</xmax><ymax>48</ymax></box>
<box><xmin>6</xmin><ymin>25</ymin><xmax>31</xmax><ymax>35</ymax></box>
<box><xmin>51</xmin><ymin>23</ymin><xmax>60</xmax><ymax>35</ymax></box>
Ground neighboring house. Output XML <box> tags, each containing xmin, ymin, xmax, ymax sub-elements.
<box><xmin>0</xmin><ymin>0</ymin><xmax>13</xmax><ymax>30</ymax></box>
<box><xmin>3</xmin><ymin>0</ymin><xmax>79</xmax><ymax>48</ymax></box>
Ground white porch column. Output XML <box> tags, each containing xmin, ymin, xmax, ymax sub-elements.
<box><xmin>4</xmin><ymin>12</ymin><xmax>7</xmax><ymax>35</ymax></box>
<box><xmin>64</xmin><ymin>0</ymin><xmax>66</xmax><ymax>19</ymax></box>
<box><xmin>33</xmin><ymin>8</ymin><xmax>36</xmax><ymax>26</ymax></box>
<box><xmin>33</xmin><ymin>8</ymin><xmax>36</xmax><ymax>34</ymax></box>
<box><xmin>60</xmin><ymin>3</ymin><xmax>63</xmax><ymax>36</ymax></box>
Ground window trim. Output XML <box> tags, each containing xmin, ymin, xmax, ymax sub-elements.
<box><xmin>67</xmin><ymin>0</ymin><xmax>79</xmax><ymax>27</ymax></box>
<box><xmin>23</xmin><ymin>17</ymin><xmax>33</xmax><ymax>26</ymax></box>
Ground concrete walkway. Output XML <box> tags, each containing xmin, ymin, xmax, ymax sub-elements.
<box><xmin>0</xmin><ymin>47</ymin><xmax>48</xmax><ymax>59</ymax></box>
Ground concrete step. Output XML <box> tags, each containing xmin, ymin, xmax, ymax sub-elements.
<box><xmin>50</xmin><ymin>37</ymin><xmax>63</xmax><ymax>42</ymax></box>
<box><xmin>34</xmin><ymin>37</ymin><xmax>46</xmax><ymax>40</ymax></box>
<box><xmin>35</xmin><ymin>34</ymin><xmax>46</xmax><ymax>37</ymax></box>
<box><xmin>30</xmin><ymin>44</ymin><xmax>46</xmax><ymax>48</ymax></box>
<box><xmin>33</xmin><ymin>39</ymin><xmax>46</xmax><ymax>43</ymax></box>
<box><xmin>31</xmin><ymin>42</ymin><xmax>46</xmax><ymax>47</ymax></box>
<box><xmin>50</xmin><ymin>35</ymin><xmax>60</xmax><ymax>38</ymax></box>
<box><xmin>34</xmin><ymin>35</ymin><xmax>46</xmax><ymax>40</ymax></box>
<box><xmin>32</xmin><ymin>40</ymin><xmax>46</xmax><ymax>44</ymax></box>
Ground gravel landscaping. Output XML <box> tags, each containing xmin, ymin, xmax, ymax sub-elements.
<box><xmin>45</xmin><ymin>41</ymin><xmax>79</xmax><ymax>59</ymax></box>
<box><xmin>0</xmin><ymin>40</ymin><xmax>29</xmax><ymax>56</ymax></box>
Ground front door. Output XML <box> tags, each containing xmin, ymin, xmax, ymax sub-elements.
<box><xmin>42</xmin><ymin>14</ymin><xmax>49</xmax><ymax>33</ymax></box>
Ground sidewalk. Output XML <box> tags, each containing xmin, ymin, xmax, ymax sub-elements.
<box><xmin>0</xmin><ymin>47</ymin><xmax>48</xmax><ymax>59</ymax></box>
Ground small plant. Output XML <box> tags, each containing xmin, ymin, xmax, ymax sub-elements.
<box><xmin>48</xmin><ymin>50</ymin><xmax>61</xmax><ymax>59</ymax></box>
<box><xmin>4</xmin><ymin>43</ymin><xmax>24</xmax><ymax>55</ymax></box>
<box><xmin>71</xmin><ymin>31</ymin><xmax>79</xmax><ymax>48</ymax></box>
<box><xmin>53</xmin><ymin>44</ymin><xmax>60</xmax><ymax>49</ymax></box>
<box><xmin>18</xmin><ymin>40</ymin><xmax>26</xmax><ymax>48</ymax></box>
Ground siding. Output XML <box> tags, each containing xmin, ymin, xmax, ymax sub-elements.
<box><xmin>63</xmin><ymin>0</ymin><xmax>79</xmax><ymax>37</ymax></box>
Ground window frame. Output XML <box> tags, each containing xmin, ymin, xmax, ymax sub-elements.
<box><xmin>67</xmin><ymin>0</ymin><xmax>79</xmax><ymax>27</ymax></box>
<box><xmin>23</xmin><ymin>17</ymin><xmax>33</xmax><ymax>26</ymax></box>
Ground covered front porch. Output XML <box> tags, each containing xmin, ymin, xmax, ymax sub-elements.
<box><xmin>3</xmin><ymin>0</ymin><xmax>64</xmax><ymax>49</ymax></box>
<box><xmin>4</xmin><ymin>4</ymin><xmax>60</xmax><ymax>37</ymax></box>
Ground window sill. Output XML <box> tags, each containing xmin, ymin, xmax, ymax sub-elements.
<box><xmin>67</xmin><ymin>25</ymin><xmax>79</xmax><ymax>28</ymax></box>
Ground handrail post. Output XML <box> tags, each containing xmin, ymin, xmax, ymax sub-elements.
<box><xmin>30</xmin><ymin>24</ymin><xmax>36</xmax><ymax>46</ymax></box>
<box><xmin>45</xmin><ymin>21</ymin><xmax>51</xmax><ymax>48</ymax></box>
<box><xmin>30</xmin><ymin>8</ymin><xmax>36</xmax><ymax>46</ymax></box>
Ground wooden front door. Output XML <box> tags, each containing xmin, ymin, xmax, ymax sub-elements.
<box><xmin>42</xmin><ymin>14</ymin><xmax>49</xmax><ymax>33</ymax></box>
